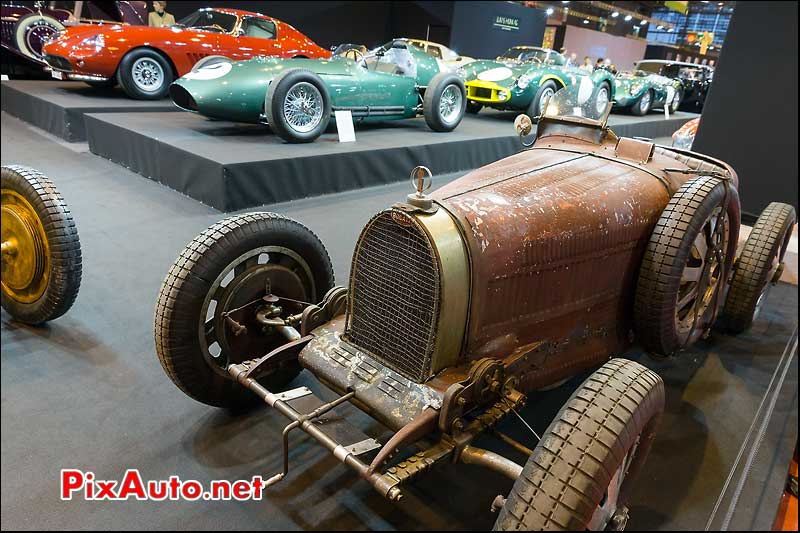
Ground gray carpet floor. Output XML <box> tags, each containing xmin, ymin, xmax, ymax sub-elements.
<box><xmin>1</xmin><ymin>112</ymin><xmax>797</xmax><ymax>530</ymax></box>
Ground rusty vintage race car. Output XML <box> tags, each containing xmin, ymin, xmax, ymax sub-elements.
<box><xmin>154</xmin><ymin>81</ymin><xmax>796</xmax><ymax>530</ymax></box>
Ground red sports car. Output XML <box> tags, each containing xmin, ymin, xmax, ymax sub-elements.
<box><xmin>42</xmin><ymin>7</ymin><xmax>331</xmax><ymax>99</ymax></box>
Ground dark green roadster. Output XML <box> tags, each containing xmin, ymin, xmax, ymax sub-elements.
<box><xmin>613</xmin><ymin>69</ymin><xmax>683</xmax><ymax>115</ymax></box>
<box><xmin>170</xmin><ymin>40</ymin><xmax>466</xmax><ymax>143</ymax></box>
<box><xmin>458</xmin><ymin>46</ymin><xmax>616</xmax><ymax>118</ymax></box>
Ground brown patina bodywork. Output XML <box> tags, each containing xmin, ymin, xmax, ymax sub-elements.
<box><xmin>429</xmin><ymin>127</ymin><xmax>740</xmax><ymax>392</ymax></box>
<box><xmin>299</xmin><ymin>124</ymin><xmax>740</xmax><ymax>433</ymax></box>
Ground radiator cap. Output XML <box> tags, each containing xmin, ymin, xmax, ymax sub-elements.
<box><xmin>407</xmin><ymin>166</ymin><xmax>433</xmax><ymax>210</ymax></box>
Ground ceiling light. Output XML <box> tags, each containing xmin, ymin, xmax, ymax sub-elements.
<box><xmin>640</xmin><ymin>19</ymin><xmax>647</xmax><ymax>25</ymax></box>
<box><xmin>667</xmin><ymin>27</ymin><xmax>674</xmax><ymax>32</ymax></box>
<box><xmin>656</xmin><ymin>25</ymin><xmax>664</xmax><ymax>29</ymax></box>
<box><xmin>546</xmin><ymin>7</ymin><xmax>554</xmax><ymax>15</ymax></box>
<box><xmin>583</xmin><ymin>19</ymin><xmax>589</xmax><ymax>24</ymax></box>
<box><xmin>611</xmin><ymin>11</ymin><xmax>619</xmax><ymax>17</ymax></box>
<box><xmin>624</xmin><ymin>14</ymin><xmax>632</xmax><ymax>21</ymax></box>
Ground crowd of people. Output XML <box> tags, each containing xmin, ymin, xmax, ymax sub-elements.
<box><xmin>561</xmin><ymin>48</ymin><xmax>617</xmax><ymax>74</ymax></box>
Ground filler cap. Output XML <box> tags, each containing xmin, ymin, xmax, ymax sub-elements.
<box><xmin>406</xmin><ymin>166</ymin><xmax>434</xmax><ymax>210</ymax></box>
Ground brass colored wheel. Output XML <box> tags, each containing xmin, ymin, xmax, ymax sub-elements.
<box><xmin>1</xmin><ymin>166</ymin><xmax>82</xmax><ymax>324</ymax></box>
<box><xmin>1</xmin><ymin>189</ymin><xmax>50</xmax><ymax>304</ymax></box>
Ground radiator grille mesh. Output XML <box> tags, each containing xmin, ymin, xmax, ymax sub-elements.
<box><xmin>345</xmin><ymin>210</ymin><xmax>441</xmax><ymax>383</ymax></box>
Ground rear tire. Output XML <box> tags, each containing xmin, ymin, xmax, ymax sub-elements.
<box><xmin>723</xmin><ymin>202</ymin><xmax>796</xmax><ymax>333</ymax></box>
<box><xmin>634</xmin><ymin>176</ymin><xmax>738</xmax><ymax>356</ymax></box>
<box><xmin>117</xmin><ymin>48</ymin><xmax>173</xmax><ymax>100</ymax></box>
<box><xmin>423</xmin><ymin>71</ymin><xmax>466</xmax><ymax>132</ymax></box>
<box><xmin>265</xmin><ymin>69</ymin><xmax>331</xmax><ymax>143</ymax></box>
<box><xmin>154</xmin><ymin>213</ymin><xmax>334</xmax><ymax>408</ymax></box>
<box><xmin>493</xmin><ymin>359</ymin><xmax>664</xmax><ymax>531</ymax></box>
<box><xmin>1</xmin><ymin>165</ymin><xmax>81</xmax><ymax>324</ymax></box>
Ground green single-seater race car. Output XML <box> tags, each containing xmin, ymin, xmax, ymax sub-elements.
<box><xmin>457</xmin><ymin>46</ymin><xmax>615</xmax><ymax>118</ymax></box>
<box><xmin>612</xmin><ymin>69</ymin><xmax>683</xmax><ymax>115</ymax></box>
<box><xmin>169</xmin><ymin>40</ymin><xmax>466</xmax><ymax>143</ymax></box>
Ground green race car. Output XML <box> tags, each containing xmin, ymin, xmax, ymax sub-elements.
<box><xmin>613</xmin><ymin>69</ymin><xmax>684</xmax><ymax>115</ymax></box>
<box><xmin>458</xmin><ymin>46</ymin><xmax>615</xmax><ymax>118</ymax></box>
<box><xmin>169</xmin><ymin>40</ymin><xmax>466</xmax><ymax>143</ymax></box>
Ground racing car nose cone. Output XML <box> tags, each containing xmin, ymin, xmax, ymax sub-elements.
<box><xmin>477</xmin><ymin>67</ymin><xmax>513</xmax><ymax>82</ymax></box>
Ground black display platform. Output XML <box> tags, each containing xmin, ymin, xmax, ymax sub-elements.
<box><xmin>85</xmin><ymin>109</ymin><xmax>699</xmax><ymax>211</ymax></box>
<box><xmin>1</xmin><ymin>80</ymin><xmax>178</xmax><ymax>142</ymax></box>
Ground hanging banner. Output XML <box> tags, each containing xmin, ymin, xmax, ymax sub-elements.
<box><xmin>665</xmin><ymin>1</ymin><xmax>689</xmax><ymax>14</ymax></box>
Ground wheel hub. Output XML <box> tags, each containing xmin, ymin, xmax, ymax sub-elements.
<box><xmin>200</xmin><ymin>246</ymin><xmax>315</xmax><ymax>376</ymax></box>
<box><xmin>1</xmin><ymin>189</ymin><xmax>49</xmax><ymax>303</ymax></box>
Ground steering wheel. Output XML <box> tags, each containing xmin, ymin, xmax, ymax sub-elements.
<box><xmin>344</xmin><ymin>48</ymin><xmax>365</xmax><ymax>62</ymax></box>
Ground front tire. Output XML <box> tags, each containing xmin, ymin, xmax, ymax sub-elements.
<box><xmin>527</xmin><ymin>80</ymin><xmax>558</xmax><ymax>119</ymax></box>
<box><xmin>594</xmin><ymin>81</ymin><xmax>611</xmax><ymax>116</ymax></box>
<box><xmin>117</xmin><ymin>48</ymin><xmax>173</xmax><ymax>100</ymax></box>
<box><xmin>631</xmin><ymin>89</ymin><xmax>653</xmax><ymax>116</ymax></box>
<box><xmin>154</xmin><ymin>213</ymin><xmax>335</xmax><ymax>408</ymax></box>
<box><xmin>634</xmin><ymin>176</ymin><xmax>738</xmax><ymax>356</ymax></box>
<box><xmin>14</xmin><ymin>13</ymin><xmax>64</xmax><ymax>62</ymax></box>
<box><xmin>493</xmin><ymin>359</ymin><xmax>664</xmax><ymax>531</ymax></box>
<box><xmin>723</xmin><ymin>202</ymin><xmax>796</xmax><ymax>333</ymax></box>
<box><xmin>265</xmin><ymin>69</ymin><xmax>331</xmax><ymax>143</ymax></box>
<box><xmin>1</xmin><ymin>165</ymin><xmax>82</xmax><ymax>324</ymax></box>
<box><xmin>423</xmin><ymin>72</ymin><xmax>466</xmax><ymax>132</ymax></box>
<box><xmin>670</xmin><ymin>88</ymin><xmax>683</xmax><ymax>113</ymax></box>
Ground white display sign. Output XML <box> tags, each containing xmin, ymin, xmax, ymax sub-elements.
<box><xmin>51</xmin><ymin>70</ymin><xmax>64</xmax><ymax>80</ymax></box>
<box><xmin>335</xmin><ymin>110</ymin><xmax>356</xmax><ymax>143</ymax></box>
<box><xmin>665</xmin><ymin>86</ymin><xmax>675</xmax><ymax>119</ymax></box>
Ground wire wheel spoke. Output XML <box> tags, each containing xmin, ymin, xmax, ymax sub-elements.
<box><xmin>283</xmin><ymin>82</ymin><xmax>323</xmax><ymax>133</ymax></box>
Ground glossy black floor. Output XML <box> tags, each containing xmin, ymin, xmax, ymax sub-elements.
<box><xmin>1</xmin><ymin>112</ymin><xmax>797</xmax><ymax>530</ymax></box>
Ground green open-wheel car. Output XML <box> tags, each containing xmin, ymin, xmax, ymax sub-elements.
<box><xmin>170</xmin><ymin>39</ymin><xmax>467</xmax><ymax>143</ymax></box>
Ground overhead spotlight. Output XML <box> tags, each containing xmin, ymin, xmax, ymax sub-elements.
<box><xmin>667</xmin><ymin>27</ymin><xmax>674</xmax><ymax>32</ymax></box>
<box><xmin>611</xmin><ymin>11</ymin><xmax>619</xmax><ymax>17</ymax></box>
<box><xmin>583</xmin><ymin>19</ymin><xmax>589</xmax><ymax>24</ymax></box>
<box><xmin>546</xmin><ymin>7</ymin><xmax>554</xmax><ymax>15</ymax></box>
<box><xmin>656</xmin><ymin>24</ymin><xmax>664</xmax><ymax>30</ymax></box>
<box><xmin>640</xmin><ymin>19</ymin><xmax>647</xmax><ymax>25</ymax></box>
<box><xmin>624</xmin><ymin>14</ymin><xmax>632</xmax><ymax>21</ymax></box>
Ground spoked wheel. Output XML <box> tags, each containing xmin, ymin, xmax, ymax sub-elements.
<box><xmin>155</xmin><ymin>212</ymin><xmax>334</xmax><ymax>408</ymax></box>
<box><xmin>423</xmin><ymin>71</ymin><xmax>466</xmax><ymax>132</ymax></box>
<box><xmin>493</xmin><ymin>359</ymin><xmax>664</xmax><ymax>531</ymax></box>
<box><xmin>631</xmin><ymin>90</ymin><xmax>652</xmax><ymax>116</ymax></box>
<box><xmin>673</xmin><ymin>205</ymin><xmax>729</xmax><ymax>345</ymax></box>
<box><xmin>594</xmin><ymin>82</ymin><xmax>611</xmax><ymax>116</ymax></box>
<box><xmin>635</xmin><ymin>176</ymin><xmax>738</xmax><ymax>356</ymax></box>
<box><xmin>265</xmin><ymin>69</ymin><xmax>331</xmax><ymax>143</ymax></box>
<box><xmin>670</xmin><ymin>88</ymin><xmax>683</xmax><ymax>113</ymax></box>
<box><xmin>724</xmin><ymin>202</ymin><xmax>796</xmax><ymax>333</ymax></box>
<box><xmin>1</xmin><ymin>165</ymin><xmax>81</xmax><ymax>324</ymax></box>
<box><xmin>528</xmin><ymin>80</ymin><xmax>558</xmax><ymax>118</ymax></box>
<box><xmin>14</xmin><ymin>13</ymin><xmax>65</xmax><ymax>62</ymax></box>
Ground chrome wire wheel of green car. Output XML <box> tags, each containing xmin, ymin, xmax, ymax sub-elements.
<box><xmin>438</xmin><ymin>84</ymin><xmax>463</xmax><ymax>125</ymax></box>
<box><xmin>423</xmin><ymin>72</ymin><xmax>466</xmax><ymax>132</ymax></box>
<box><xmin>632</xmin><ymin>89</ymin><xmax>652</xmax><ymax>116</ymax></box>
<box><xmin>528</xmin><ymin>80</ymin><xmax>559</xmax><ymax>118</ymax></box>
<box><xmin>283</xmin><ymin>82</ymin><xmax>324</xmax><ymax>134</ymax></box>
<box><xmin>594</xmin><ymin>82</ymin><xmax>610</xmax><ymax>115</ymax></box>
<box><xmin>131</xmin><ymin>57</ymin><xmax>165</xmax><ymax>93</ymax></box>
<box><xmin>266</xmin><ymin>69</ymin><xmax>332</xmax><ymax>143</ymax></box>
